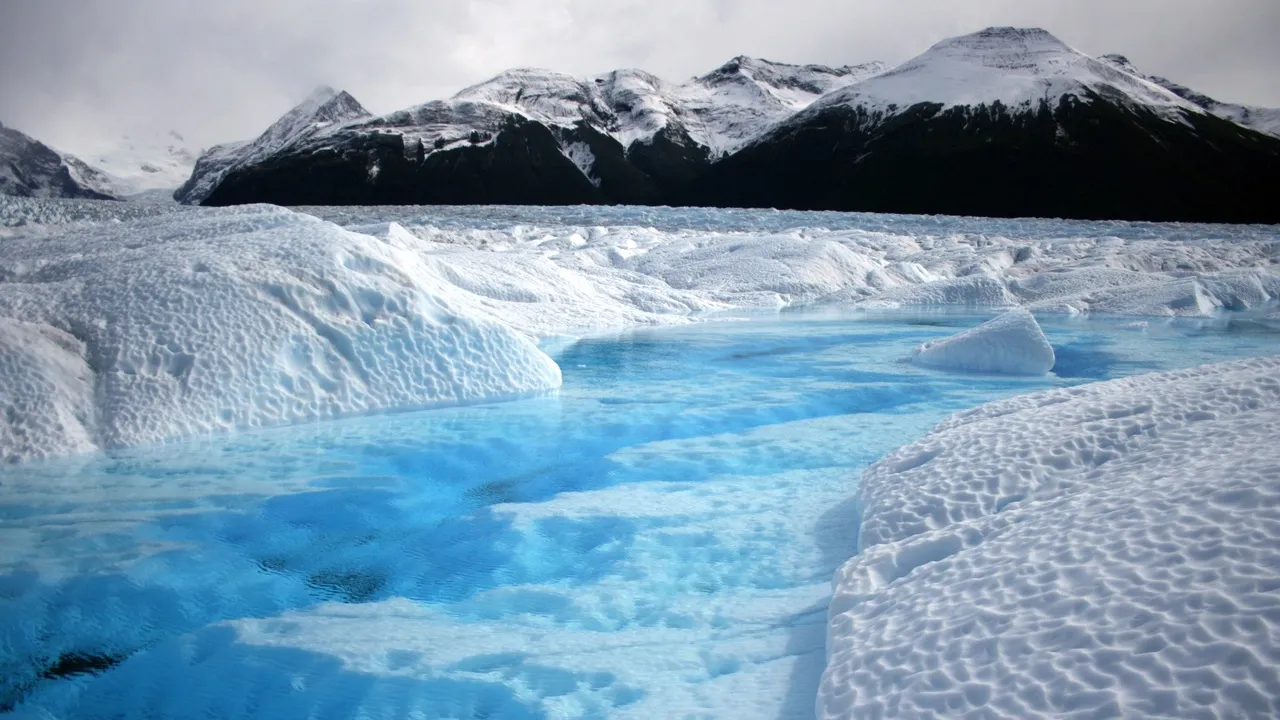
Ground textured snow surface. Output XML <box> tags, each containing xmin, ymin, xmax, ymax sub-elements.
<box><xmin>0</xmin><ymin>318</ymin><xmax>96</xmax><ymax>461</ymax></box>
<box><xmin>820</xmin><ymin>356</ymin><xmax>1280</xmax><ymax>719</ymax></box>
<box><xmin>2</xmin><ymin>198</ymin><xmax>1279</xmax><ymax>460</ymax></box>
<box><xmin>913</xmin><ymin>309</ymin><xmax>1055</xmax><ymax>375</ymax></box>
<box><xmin>315</xmin><ymin>205</ymin><xmax>1280</xmax><ymax>337</ymax></box>
<box><xmin>0</xmin><ymin>204</ymin><xmax>560</xmax><ymax>461</ymax></box>
<box><xmin>802</xmin><ymin>27</ymin><xmax>1202</xmax><ymax>129</ymax></box>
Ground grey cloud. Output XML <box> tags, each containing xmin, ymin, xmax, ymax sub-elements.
<box><xmin>1</xmin><ymin>0</ymin><xmax>1276</xmax><ymax>154</ymax></box>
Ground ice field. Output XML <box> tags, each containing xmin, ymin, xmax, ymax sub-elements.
<box><xmin>1</xmin><ymin>198</ymin><xmax>1279</xmax><ymax>717</ymax></box>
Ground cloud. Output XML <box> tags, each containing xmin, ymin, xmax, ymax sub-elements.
<box><xmin>1</xmin><ymin>0</ymin><xmax>1276</xmax><ymax>153</ymax></box>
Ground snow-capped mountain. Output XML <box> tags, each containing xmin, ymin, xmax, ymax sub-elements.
<box><xmin>1098</xmin><ymin>54</ymin><xmax>1280</xmax><ymax>139</ymax></box>
<box><xmin>679</xmin><ymin>57</ymin><xmax>888</xmax><ymax>155</ymax></box>
<box><xmin>446</xmin><ymin>58</ymin><xmax>887</xmax><ymax>158</ymax></box>
<box><xmin>71</xmin><ymin>130</ymin><xmax>202</xmax><ymax>197</ymax></box>
<box><xmin>0</xmin><ymin>122</ymin><xmax>117</xmax><ymax>200</ymax></box>
<box><xmin>189</xmin><ymin>57</ymin><xmax>884</xmax><ymax>207</ymax></box>
<box><xmin>174</xmin><ymin>86</ymin><xmax>371</xmax><ymax>204</ymax></box>
<box><xmin>797</xmin><ymin>28</ymin><xmax>1201</xmax><ymax>123</ymax></box>
<box><xmin>686</xmin><ymin>27</ymin><xmax>1280</xmax><ymax>223</ymax></box>
<box><xmin>184</xmin><ymin>29</ymin><xmax>1280</xmax><ymax>222</ymax></box>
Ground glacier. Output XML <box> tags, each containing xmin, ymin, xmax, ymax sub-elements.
<box><xmin>0</xmin><ymin>201</ymin><xmax>561</xmax><ymax>462</ymax></box>
<box><xmin>913</xmin><ymin>308</ymin><xmax>1056</xmax><ymax>375</ymax></box>
<box><xmin>2</xmin><ymin>197</ymin><xmax>1278</xmax><ymax>460</ymax></box>
<box><xmin>0</xmin><ymin>198</ymin><xmax>1278</xmax><ymax>718</ymax></box>
<box><xmin>823</xmin><ymin>356</ymin><xmax>1280</xmax><ymax>718</ymax></box>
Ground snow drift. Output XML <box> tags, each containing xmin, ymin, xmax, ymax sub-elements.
<box><xmin>0</xmin><ymin>204</ymin><xmax>561</xmax><ymax>462</ymax></box>
<box><xmin>821</xmin><ymin>355</ymin><xmax>1280</xmax><ymax>718</ymax></box>
<box><xmin>913</xmin><ymin>309</ymin><xmax>1055</xmax><ymax>375</ymax></box>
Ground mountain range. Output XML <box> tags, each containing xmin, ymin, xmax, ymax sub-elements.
<box><xmin>5</xmin><ymin>27</ymin><xmax>1279</xmax><ymax>222</ymax></box>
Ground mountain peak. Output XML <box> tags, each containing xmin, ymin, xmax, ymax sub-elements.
<box><xmin>302</xmin><ymin>85</ymin><xmax>339</xmax><ymax>104</ymax></box>
<box><xmin>926</xmin><ymin>26</ymin><xmax>1075</xmax><ymax>66</ymax></box>
<box><xmin>805</xmin><ymin>26</ymin><xmax>1198</xmax><ymax>121</ymax></box>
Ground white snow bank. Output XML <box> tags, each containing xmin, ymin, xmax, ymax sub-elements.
<box><xmin>350</xmin><ymin>210</ymin><xmax>1280</xmax><ymax>326</ymax></box>
<box><xmin>820</xmin><ymin>355</ymin><xmax>1280</xmax><ymax>719</ymax></box>
<box><xmin>912</xmin><ymin>309</ymin><xmax>1055</xmax><ymax>375</ymax></box>
<box><xmin>0</xmin><ymin>319</ymin><xmax>97</xmax><ymax>461</ymax></box>
<box><xmin>0</xmin><ymin>205</ymin><xmax>561</xmax><ymax>462</ymax></box>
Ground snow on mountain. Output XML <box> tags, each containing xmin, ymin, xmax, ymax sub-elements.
<box><xmin>1099</xmin><ymin>53</ymin><xmax>1280</xmax><ymax>138</ymax></box>
<box><xmin>175</xmin><ymin>86</ymin><xmax>371</xmax><ymax>204</ymax></box>
<box><xmin>74</xmin><ymin>130</ymin><xmax>201</xmax><ymax>196</ymax></box>
<box><xmin>0</xmin><ymin>122</ymin><xmax>117</xmax><ymax>200</ymax></box>
<box><xmin>448</xmin><ymin>58</ymin><xmax>888</xmax><ymax>158</ymax></box>
<box><xmin>189</xmin><ymin>56</ymin><xmax>885</xmax><ymax>204</ymax></box>
<box><xmin>688</xmin><ymin>27</ymin><xmax>1280</xmax><ymax>222</ymax></box>
<box><xmin>803</xmin><ymin>27</ymin><xmax>1202</xmax><ymax>124</ymax></box>
<box><xmin>177</xmin><ymin>31</ymin><xmax>1279</xmax><ymax>219</ymax></box>
<box><xmin>676</xmin><ymin>57</ymin><xmax>888</xmax><ymax>155</ymax></box>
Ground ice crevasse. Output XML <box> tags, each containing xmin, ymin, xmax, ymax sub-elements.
<box><xmin>0</xmin><ymin>205</ymin><xmax>562</xmax><ymax>462</ymax></box>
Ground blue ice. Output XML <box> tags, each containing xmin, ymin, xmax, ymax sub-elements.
<box><xmin>1</xmin><ymin>310</ymin><xmax>1276</xmax><ymax>718</ymax></box>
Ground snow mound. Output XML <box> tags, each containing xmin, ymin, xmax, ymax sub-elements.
<box><xmin>0</xmin><ymin>205</ymin><xmax>561</xmax><ymax>461</ymax></box>
<box><xmin>912</xmin><ymin>309</ymin><xmax>1055</xmax><ymax>375</ymax></box>
<box><xmin>821</xmin><ymin>355</ymin><xmax>1280</xmax><ymax>718</ymax></box>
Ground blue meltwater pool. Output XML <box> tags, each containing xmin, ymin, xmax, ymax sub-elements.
<box><xmin>2</xmin><ymin>311</ymin><xmax>1276</xmax><ymax>718</ymax></box>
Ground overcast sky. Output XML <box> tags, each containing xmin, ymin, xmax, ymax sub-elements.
<box><xmin>2</xmin><ymin>0</ymin><xmax>1277</xmax><ymax>154</ymax></box>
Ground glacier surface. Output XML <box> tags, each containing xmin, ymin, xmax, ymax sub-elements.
<box><xmin>822</xmin><ymin>356</ymin><xmax>1280</xmax><ymax>718</ymax></box>
<box><xmin>2</xmin><ymin>198</ymin><xmax>1279</xmax><ymax>460</ymax></box>
<box><xmin>0</xmin><ymin>202</ymin><xmax>561</xmax><ymax>461</ymax></box>
<box><xmin>1</xmin><ymin>197</ymin><xmax>1278</xmax><ymax>461</ymax></box>
<box><xmin>0</xmin><ymin>198</ymin><xmax>1278</xmax><ymax>718</ymax></box>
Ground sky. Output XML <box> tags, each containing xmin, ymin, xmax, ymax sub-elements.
<box><xmin>1</xmin><ymin>0</ymin><xmax>1278</xmax><ymax>154</ymax></box>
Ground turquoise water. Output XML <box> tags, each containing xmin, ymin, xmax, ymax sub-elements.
<box><xmin>1</xmin><ymin>311</ymin><xmax>1276</xmax><ymax>718</ymax></box>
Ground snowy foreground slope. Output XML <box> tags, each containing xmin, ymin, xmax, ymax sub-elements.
<box><xmin>0</xmin><ymin>198</ymin><xmax>1278</xmax><ymax>461</ymax></box>
<box><xmin>0</xmin><ymin>202</ymin><xmax>560</xmax><ymax>462</ymax></box>
<box><xmin>820</xmin><ymin>356</ymin><xmax>1280</xmax><ymax>719</ymax></box>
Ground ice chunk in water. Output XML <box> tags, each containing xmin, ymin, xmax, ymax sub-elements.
<box><xmin>912</xmin><ymin>309</ymin><xmax>1055</xmax><ymax>375</ymax></box>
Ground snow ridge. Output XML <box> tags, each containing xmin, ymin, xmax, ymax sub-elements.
<box><xmin>179</xmin><ymin>56</ymin><xmax>886</xmax><ymax>199</ymax></box>
<box><xmin>0</xmin><ymin>123</ymin><xmax>117</xmax><ymax>200</ymax></box>
<box><xmin>174</xmin><ymin>87</ymin><xmax>371</xmax><ymax>204</ymax></box>
<box><xmin>1099</xmin><ymin>54</ymin><xmax>1280</xmax><ymax>138</ymax></box>
<box><xmin>800</xmin><ymin>27</ymin><xmax>1203</xmax><ymax>128</ymax></box>
<box><xmin>448</xmin><ymin>58</ymin><xmax>886</xmax><ymax>159</ymax></box>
